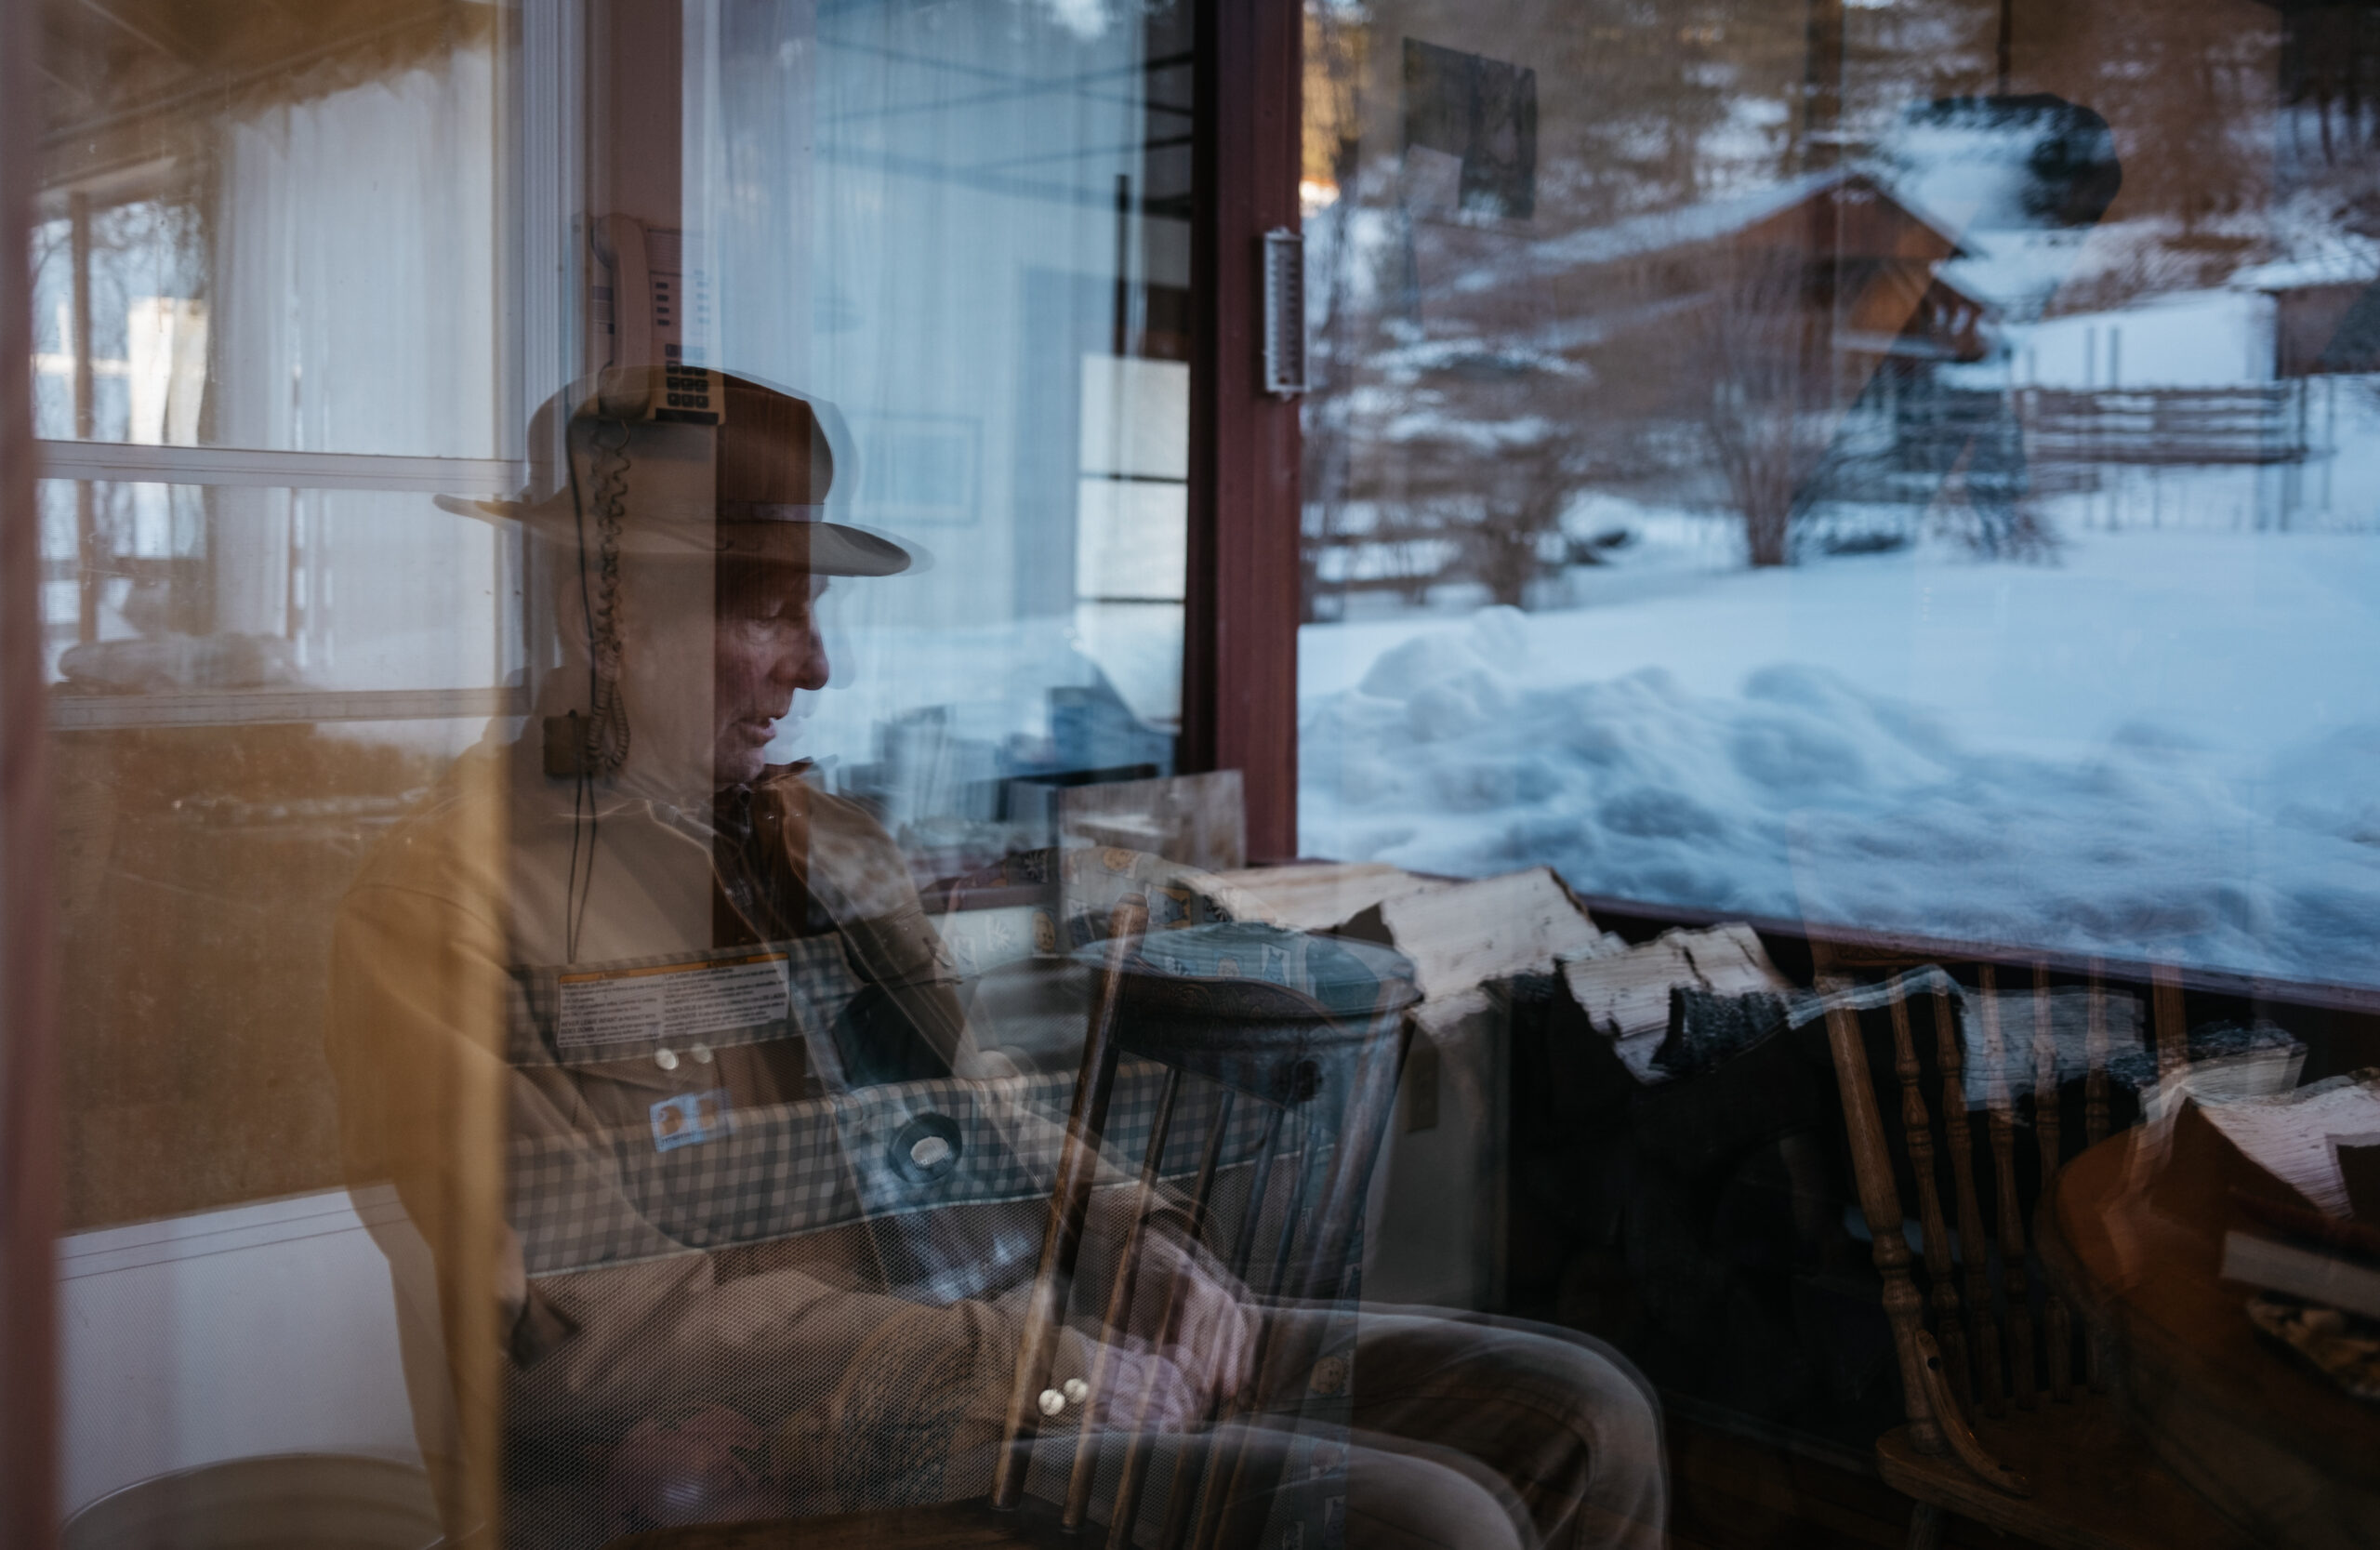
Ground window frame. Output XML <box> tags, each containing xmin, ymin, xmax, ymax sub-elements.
<box><xmin>1180</xmin><ymin>0</ymin><xmax>1303</xmax><ymax>863</ymax></box>
<box><xmin>2</xmin><ymin>0</ymin><xmax>62</xmax><ymax>1541</ymax></box>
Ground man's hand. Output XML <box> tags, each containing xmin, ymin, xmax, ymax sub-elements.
<box><xmin>1122</xmin><ymin>1219</ymin><xmax>1257</xmax><ymax>1408</ymax></box>
<box><xmin>1049</xmin><ymin>1214</ymin><xmax>1256</xmax><ymax>1433</ymax></box>
<box><xmin>1069</xmin><ymin>1341</ymin><xmax>1209</xmax><ymax>1433</ymax></box>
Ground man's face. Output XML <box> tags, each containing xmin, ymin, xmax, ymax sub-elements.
<box><xmin>713</xmin><ymin>562</ymin><xmax>831</xmax><ymax>786</ymax></box>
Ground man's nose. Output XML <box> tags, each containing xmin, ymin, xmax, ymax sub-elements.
<box><xmin>778</xmin><ymin>623</ymin><xmax>829</xmax><ymax>693</ymax></box>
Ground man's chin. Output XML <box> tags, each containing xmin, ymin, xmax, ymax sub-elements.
<box><xmin>715</xmin><ymin>749</ymin><xmax>773</xmax><ymax>788</ymax></box>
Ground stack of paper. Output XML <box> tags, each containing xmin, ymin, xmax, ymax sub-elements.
<box><xmin>2196</xmin><ymin>1070</ymin><xmax>2380</xmax><ymax>1219</ymax></box>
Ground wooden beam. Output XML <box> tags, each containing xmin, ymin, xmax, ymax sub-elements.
<box><xmin>1181</xmin><ymin>0</ymin><xmax>1302</xmax><ymax>862</ymax></box>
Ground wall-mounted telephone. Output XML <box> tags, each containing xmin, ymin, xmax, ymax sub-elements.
<box><xmin>589</xmin><ymin>213</ymin><xmax>720</xmax><ymax>423</ymax></box>
<box><xmin>544</xmin><ymin>215</ymin><xmax>724</xmax><ymax>787</ymax></box>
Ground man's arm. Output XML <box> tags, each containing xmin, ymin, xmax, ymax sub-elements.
<box><xmin>327</xmin><ymin>872</ymin><xmax>1207</xmax><ymax>1448</ymax></box>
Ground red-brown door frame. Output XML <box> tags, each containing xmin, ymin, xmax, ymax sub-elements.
<box><xmin>1180</xmin><ymin>0</ymin><xmax>1303</xmax><ymax>863</ymax></box>
<box><xmin>1</xmin><ymin>0</ymin><xmax>62</xmax><ymax>1542</ymax></box>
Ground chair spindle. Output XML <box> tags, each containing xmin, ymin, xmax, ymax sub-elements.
<box><xmin>2151</xmin><ymin>963</ymin><xmax>2188</xmax><ymax>1081</ymax></box>
<box><xmin>1209</xmin><ymin>1013</ymin><xmax>1408</xmax><ymax>1550</ymax></box>
<box><xmin>1824</xmin><ymin>1000</ymin><xmax>1946</xmax><ymax>1456</ymax></box>
<box><xmin>2082</xmin><ymin>967</ymin><xmax>2112</xmax><ymax>1394</ymax></box>
<box><xmin>2030</xmin><ymin>968</ymin><xmax>2072</xmax><ymax>1403</ymax></box>
<box><xmin>1888</xmin><ymin>993</ymin><xmax>1968</xmax><ymax>1410</ymax></box>
<box><xmin>991</xmin><ymin>895</ymin><xmax>1148</xmax><ymax>1513</ymax></box>
<box><xmin>1182</xmin><ymin>1113</ymin><xmax>1327</xmax><ymax>1550</ymax></box>
<box><xmin>1104</xmin><ymin>1089</ymin><xmax>1239</xmax><ymax>1547</ymax></box>
<box><xmin>1934</xmin><ymin>987</ymin><xmax>1999</xmax><ymax>1414</ymax></box>
<box><xmin>1157</xmin><ymin>1101</ymin><xmax>1294</xmax><ymax>1550</ymax></box>
<box><xmin>1060</xmin><ymin>1066</ymin><xmax>1184</xmax><ymax>1531</ymax></box>
<box><xmin>2082</xmin><ymin>966</ymin><xmax>2111</xmax><ymax>1150</ymax></box>
<box><xmin>1977</xmin><ymin>966</ymin><xmax>2036</xmax><ymax>1410</ymax></box>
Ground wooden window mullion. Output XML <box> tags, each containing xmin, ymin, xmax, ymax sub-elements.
<box><xmin>1181</xmin><ymin>0</ymin><xmax>1303</xmax><ymax>862</ymax></box>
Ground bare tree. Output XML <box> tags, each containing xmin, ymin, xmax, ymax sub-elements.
<box><xmin>1461</xmin><ymin>438</ymin><xmax>1582</xmax><ymax>607</ymax></box>
<box><xmin>1691</xmin><ymin>245</ymin><xmax>1836</xmax><ymax>567</ymax></box>
<box><xmin>1298</xmin><ymin>4</ymin><xmax>1370</xmax><ymax>624</ymax></box>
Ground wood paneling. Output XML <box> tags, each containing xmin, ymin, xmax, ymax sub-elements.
<box><xmin>54</xmin><ymin>727</ymin><xmax>442</xmax><ymax>1228</ymax></box>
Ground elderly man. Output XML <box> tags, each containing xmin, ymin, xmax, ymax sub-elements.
<box><xmin>327</xmin><ymin>365</ymin><xmax>1663</xmax><ymax>1550</ymax></box>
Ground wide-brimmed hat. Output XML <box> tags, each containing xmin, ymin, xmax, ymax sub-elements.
<box><xmin>435</xmin><ymin>366</ymin><xmax>914</xmax><ymax>576</ymax></box>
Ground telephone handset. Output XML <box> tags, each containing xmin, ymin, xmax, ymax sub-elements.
<box><xmin>588</xmin><ymin>213</ymin><xmax>721</xmax><ymax>424</ymax></box>
<box><xmin>549</xmin><ymin>217</ymin><xmax>729</xmax><ymax>787</ymax></box>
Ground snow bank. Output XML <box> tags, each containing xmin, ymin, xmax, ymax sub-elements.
<box><xmin>1301</xmin><ymin>533</ymin><xmax>2380</xmax><ymax>991</ymax></box>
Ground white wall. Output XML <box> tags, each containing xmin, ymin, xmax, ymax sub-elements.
<box><xmin>58</xmin><ymin>1188</ymin><xmax>420</xmax><ymax>1518</ymax></box>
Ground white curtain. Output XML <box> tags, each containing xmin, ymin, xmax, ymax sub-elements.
<box><xmin>207</xmin><ymin>52</ymin><xmax>509</xmax><ymax>694</ymax></box>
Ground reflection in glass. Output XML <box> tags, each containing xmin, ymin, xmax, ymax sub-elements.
<box><xmin>32</xmin><ymin>12</ymin><xmax>501</xmax><ymax>459</ymax></box>
<box><xmin>1299</xmin><ymin>0</ymin><xmax>2380</xmax><ymax>990</ymax></box>
<box><xmin>33</xmin><ymin>0</ymin><xmax>1227</xmax><ymax>1540</ymax></box>
<box><xmin>673</xmin><ymin>0</ymin><xmax>1200</xmax><ymax>884</ymax></box>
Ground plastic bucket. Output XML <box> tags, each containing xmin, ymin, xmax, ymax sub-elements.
<box><xmin>63</xmin><ymin>1453</ymin><xmax>441</xmax><ymax>1550</ymax></box>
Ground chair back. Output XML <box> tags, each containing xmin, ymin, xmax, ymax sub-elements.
<box><xmin>990</xmin><ymin>900</ymin><xmax>1418</xmax><ymax>1550</ymax></box>
<box><xmin>1816</xmin><ymin>952</ymin><xmax>2183</xmax><ymax>1446</ymax></box>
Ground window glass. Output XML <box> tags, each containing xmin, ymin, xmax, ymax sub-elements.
<box><xmin>1289</xmin><ymin>20</ymin><xmax>2380</xmax><ymax>1529</ymax></box>
<box><xmin>1298</xmin><ymin>0</ymin><xmax>2380</xmax><ymax>993</ymax></box>
<box><xmin>39</xmin><ymin>0</ymin><xmax>1209</xmax><ymax>1539</ymax></box>
<box><xmin>63</xmin><ymin>1</ymin><xmax>2380</xmax><ymax>1546</ymax></box>
<box><xmin>34</xmin><ymin>4</ymin><xmax>522</xmax><ymax>1526</ymax></box>
<box><xmin>32</xmin><ymin>17</ymin><xmax>502</xmax><ymax>458</ymax></box>
<box><xmin>704</xmin><ymin>0</ymin><xmax>1198</xmax><ymax>869</ymax></box>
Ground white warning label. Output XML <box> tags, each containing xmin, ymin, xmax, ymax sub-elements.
<box><xmin>555</xmin><ymin>952</ymin><xmax>789</xmax><ymax>1051</ymax></box>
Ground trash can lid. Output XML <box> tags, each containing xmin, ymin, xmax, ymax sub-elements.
<box><xmin>1073</xmin><ymin>920</ymin><xmax>1420</xmax><ymax>1024</ymax></box>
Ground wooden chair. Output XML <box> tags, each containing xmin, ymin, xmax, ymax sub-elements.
<box><xmin>1818</xmin><ymin>955</ymin><xmax>2258</xmax><ymax>1550</ymax></box>
<box><xmin>607</xmin><ymin>896</ymin><xmax>1417</xmax><ymax>1550</ymax></box>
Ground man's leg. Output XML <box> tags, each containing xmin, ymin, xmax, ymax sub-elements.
<box><xmin>996</xmin><ymin>1311</ymin><xmax>1662</xmax><ymax>1549</ymax></box>
<box><xmin>1334</xmin><ymin>1434</ymin><xmax>1532</xmax><ymax>1550</ymax></box>
<box><xmin>1076</xmin><ymin>1421</ymin><xmax>1529</xmax><ymax>1550</ymax></box>
<box><xmin>1344</xmin><ymin>1312</ymin><xmax>1667</xmax><ymax>1550</ymax></box>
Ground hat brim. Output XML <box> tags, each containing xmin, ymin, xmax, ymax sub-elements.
<box><xmin>433</xmin><ymin>494</ymin><xmax>916</xmax><ymax>577</ymax></box>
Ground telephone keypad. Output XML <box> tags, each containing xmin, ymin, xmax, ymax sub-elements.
<box><xmin>655</xmin><ymin>365</ymin><xmax>721</xmax><ymax>425</ymax></box>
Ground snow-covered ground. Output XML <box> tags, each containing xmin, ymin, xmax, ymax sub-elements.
<box><xmin>1295</xmin><ymin>94</ymin><xmax>2380</xmax><ymax>987</ymax></box>
<box><xmin>1301</xmin><ymin>510</ymin><xmax>2380</xmax><ymax>991</ymax></box>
